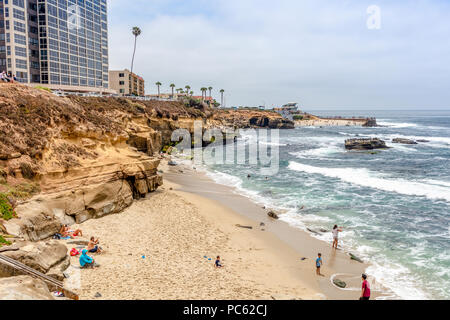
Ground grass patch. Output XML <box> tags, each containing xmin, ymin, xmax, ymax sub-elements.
<box><xmin>0</xmin><ymin>235</ymin><xmax>12</xmax><ymax>247</ymax></box>
<box><xmin>0</xmin><ymin>193</ymin><xmax>15</xmax><ymax>221</ymax></box>
<box><xmin>35</xmin><ymin>86</ymin><xmax>52</xmax><ymax>92</ymax></box>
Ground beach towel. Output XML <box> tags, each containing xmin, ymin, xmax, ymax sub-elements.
<box><xmin>70</xmin><ymin>248</ymin><xmax>80</xmax><ymax>256</ymax></box>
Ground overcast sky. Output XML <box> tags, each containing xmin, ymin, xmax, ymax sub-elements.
<box><xmin>107</xmin><ymin>0</ymin><xmax>450</xmax><ymax>110</ymax></box>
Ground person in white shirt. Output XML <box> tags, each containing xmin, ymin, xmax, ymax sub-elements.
<box><xmin>332</xmin><ymin>225</ymin><xmax>343</xmax><ymax>249</ymax></box>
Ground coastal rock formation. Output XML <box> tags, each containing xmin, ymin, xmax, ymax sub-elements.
<box><xmin>213</xmin><ymin>109</ymin><xmax>295</xmax><ymax>129</ymax></box>
<box><xmin>392</xmin><ymin>138</ymin><xmax>418</xmax><ymax>145</ymax></box>
<box><xmin>0</xmin><ymin>276</ymin><xmax>55</xmax><ymax>300</ymax></box>
<box><xmin>0</xmin><ymin>240</ymin><xmax>69</xmax><ymax>280</ymax></box>
<box><xmin>345</xmin><ymin>138</ymin><xmax>388</xmax><ymax>150</ymax></box>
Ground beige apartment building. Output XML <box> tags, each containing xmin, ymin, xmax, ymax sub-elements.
<box><xmin>109</xmin><ymin>69</ymin><xmax>145</xmax><ymax>96</ymax></box>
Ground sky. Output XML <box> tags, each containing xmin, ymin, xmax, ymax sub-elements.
<box><xmin>107</xmin><ymin>0</ymin><xmax>450</xmax><ymax>110</ymax></box>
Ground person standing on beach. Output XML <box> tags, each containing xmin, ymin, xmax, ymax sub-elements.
<box><xmin>360</xmin><ymin>274</ymin><xmax>371</xmax><ymax>300</ymax></box>
<box><xmin>332</xmin><ymin>225</ymin><xmax>343</xmax><ymax>249</ymax></box>
<box><xmin>316</xmin><ymin>253</ymin><xmax>323</xmax><ymax>276</ymax></box>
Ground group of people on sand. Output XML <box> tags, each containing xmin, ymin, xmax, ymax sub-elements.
<box><xmin>0</xmin><ymin>70</ymin><xmax>17</xmax><ymax>83</ymax></box>
<box><xmin>79</xmin><ymin>237</ymin><xmax>103</xmax><ymax>269</ymax></box>
<box><xmin>315</xmin><ymin>225</ymin><xmax>371</xmax><ymax>300</ymax></box>
<box><xmin>57</xmin><ymin>224</ymin><xmax>102</xmax><ymax>269</ymax></box>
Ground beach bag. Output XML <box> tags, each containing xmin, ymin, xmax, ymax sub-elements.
<box><xmin>70</xmin><ymin>248</ymin><xmax>80</xmax><ymax>256</ymax></box>
<box><xmin>53</xmin><ymin>233</ymin><xmax>62</xmax><ymax>240</ymax></box>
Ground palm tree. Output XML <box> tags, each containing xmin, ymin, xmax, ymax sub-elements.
<box><xmin>185</xmin><ymin>85</ymin><xmax>191</xmax><ymax>96</ymax></box>
<box><xmin>131</xmin><ymin>27</ymin><xmax>142</xmax><ymax>75</ymax></box>
<box><xmin>208</xmin><ymin>87</ymin><xmax>213</xmax><ymax>99</ymax></box>
<box><xmin>190</xmin><ymin>91</ymin><xmax>194</xmax><ymax>96</ymax></box>
<box><xmin>220</xmin><ymin>89</ymin><xmax>225</xmax><ymax>108</ymax></box>
<box><xmin>155</xmin><ymin>82</ymin><xmax>162</xmax><ymax>97</ymax></box>
<box><xmin>170</xmin><ymin>83</ymin><xmax>176</xmax><ymax>98</ymax></box>
<box><xmin>200</xmin><ymin>87</ymin><xmax>207</xmax><ymax>101</ymax></box>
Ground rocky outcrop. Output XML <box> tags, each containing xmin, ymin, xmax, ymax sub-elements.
<box><xmin>345</xmin><ymin>138</ymin><xmax>388</xmax><ymax>150</ymax></box>
<box><xmin>267</xmin><ymin>211</ymin><xmax>279</xmax><ymax>219</ymax></box>
<box><xmin>213</xmin><ymin>109</ymin><xmax>295</xmax><ymax>129</ymax></box>
<box><xmin>0</xmin><ymin>240</ymin><xmax>68</xmax><ymax>280</ymax></box>
<box><xmin>363</xmin><ymin>118</ymin><xmax>378</xmax><ymax>127</ymax></box>
<box><xmin>392</xmin><ymin>138</ymin><xmax>418</xmax><ymax>145</ymax></box>
<box><xmin>0</xmin><ymin>276</ymin><xmax>55</xmax><ymax>300</ymax></box>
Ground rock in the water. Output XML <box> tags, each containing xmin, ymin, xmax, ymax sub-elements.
<box><xmin>349</xmin><ymin>253</ymin><xmax>363</xmax><ymax>263</ymax></box>
<box><xmin>345</xmin><ymin>138</ymin><xmax>388</xmax><ymax>150</ymax></box>
<box><xmin>416</xmin><ymin>139</ymin><xmax>430</xmax><ymax>143</ymax></box>
<box><xmin>168</xmin><ymin>161</ymin><xmax>177</xmax><ymax>166</ymax></box>
<box><xmin>267</xmin><ymin>211</ymin><xmax>279</xmax><ymax>220</ymax></box>
<box><xmin>333</xmin><ymin>279</ymin><xmax>347</xmax><ymax>288</ymax></box>
<box><xmin>392</xmin><ymin>138</ymin><xmax>418</xmax><ymax>145</ymax></box>
<box><xmin>0</xmin><ymin>276</ymin><xmax>55</xmax><ymax>300</ymax></box>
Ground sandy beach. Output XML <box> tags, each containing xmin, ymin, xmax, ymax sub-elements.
<box><xmin>64</xmin><ymin>159</ymin><xmax>388</xmax><ymax>300</ymax></box>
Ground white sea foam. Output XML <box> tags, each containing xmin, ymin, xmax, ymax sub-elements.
<box><xmin>378</xmin><ymin>121</ymin><xmax>419</xmax><ymax>128</ymax></box>
<box><xmin>288</xmin><ymin>162</ymin><xmax>450</xmax><ymax>202</ymax></box>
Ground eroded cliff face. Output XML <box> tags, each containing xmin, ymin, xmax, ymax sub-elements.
<box><xmin>0</xmin><ymin>84</ymin><xmax>294</xmax><ymax>241</ymax></box>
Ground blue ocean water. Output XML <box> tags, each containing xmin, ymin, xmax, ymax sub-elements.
<box><xmin>204</xmin><ymin>110</ymin><xmax>450</xmax><ymax>300</ymax></box>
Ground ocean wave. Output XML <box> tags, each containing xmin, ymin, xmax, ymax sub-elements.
<box><xmin>288</xmin><ymin>162</ymin><xmax>450</xmax><ymax>202</ymax></box>
<box><xmin>378</xmin><ymin>121</ymin><xmax>418</xmax><ymax>128</ymax></box>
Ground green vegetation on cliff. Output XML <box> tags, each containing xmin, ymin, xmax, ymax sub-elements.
<box><xmin>0</xmin><ymin>193</ymin><xmax>15</xmax><ymax>221</ymax></box>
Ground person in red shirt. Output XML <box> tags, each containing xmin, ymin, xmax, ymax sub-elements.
<box><xmin>360</xmin><ymin>274</ymin><xmax>371</xmax><ymax>300</ymax></box>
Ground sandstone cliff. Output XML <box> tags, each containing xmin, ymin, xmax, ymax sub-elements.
<box><xmin>0</xmin><ymin>84</ymin><xmax>293</xmax><ymax>241</ymax></box>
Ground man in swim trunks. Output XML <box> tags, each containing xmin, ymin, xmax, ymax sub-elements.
<box><xmin>87</xmin><ymin>236</ymin><xmax>102</xmax><ymax>253</ymax></box>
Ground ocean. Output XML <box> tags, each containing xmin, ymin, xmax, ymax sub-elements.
<box><xmin>201</xmin><ymin>110</ymin><xmax>450</xmax><ymax>300</ymax></box>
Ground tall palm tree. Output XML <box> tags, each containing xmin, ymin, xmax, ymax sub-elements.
<box><xmin>208</xmin><ymin>87</ymin><xmax>213</xmax><ymax>99</ymax></box>
<box><xmin>185</xmin><ymin>85</ymin><xmax>191</xmax><ymax>96</ymax></box>
<box><xmin>220</xmin><ymin>89</ymin><xmax>225</xmax><ymax>108</ymax></box>
<box><xmin>170</xmin><ymin>83</ymin><xmax>175</xmax><ymax>98</ymax></box>
<box><xmin>131</xmin><ymin>27</ymin><xmax>142</xmax><ymax>75</ymax></box>
<box><xmin>155</xmin><ymin>82</ymin><xmax>162</xmax><ymax>97</ymax></box>
<box><xmin>200</xmin><ymin>87</ymin><xmax>207</xmax><ymax>101</ymax></box>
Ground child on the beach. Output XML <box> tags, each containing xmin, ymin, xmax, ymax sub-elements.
<box><xmin>215</xmin><ymin>256</ymin><xmax>224</xmax><ymax>268</ymax></box>
<box><xmin>316</xmin><ymin>253</ymin><xmax>323</xmax><ymax>276</ymax></box>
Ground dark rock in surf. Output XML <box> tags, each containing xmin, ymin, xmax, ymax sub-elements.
<box><xmin>349</xmin><ymin>253</ymin><xmax>363</xmax><ymax>263</ymax></box>
<box><xmin>333</xmin><ymin>279</ymin><xmax>347</xmax><ymax>288</ymax></box>
<box><xmin>267</xmin><ymin>211</ymin><xmax>279</xmax><ymax>220</ymax></box>
<box><xmin>392</xmin><ymin>138</ymin><xmax>418</xmax><ymax>145</ymax></box>
<box><xmin>345</xmin><ymin>138</ymin><xmax>388</xmax><ymax>150</ymax></box>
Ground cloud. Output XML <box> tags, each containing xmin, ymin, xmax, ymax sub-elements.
<box><xmin>107</xmin><ymin>0</ymin><xmax>450</xmax><ymax>110</ymax></box>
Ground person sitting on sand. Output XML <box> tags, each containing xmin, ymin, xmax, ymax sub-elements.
<box><xmin>215</xmin><ymin>256</ymin><xmax>224</xmax><ymax>268</ymax></box>
<box><xmin>316</xmin><ymin>253</ymin><xmax>323</xmax><ymax>276</ymax></box>
<box><xmin>332</xmin><ymin>225</ymin><xmax>343</xmax><ymax>249</ymax></box>
<box><xmin>360</xmin><ymin>274</ymin><xmax>371</xmax><ymax>300</ymax></box>
<box><xmin>79</xmin><ymin>249</ymin><xmax>96</xmax><ymax>269</ymax></box>
<box><xmin>87</xmin><ymin>236</ymin><xmax>102</xmax><ymax>254</ymax></box>
<box><xmin>60</xmin><ymin>224</ymin><xmax>83</xmax><ymax>238</ymax></box>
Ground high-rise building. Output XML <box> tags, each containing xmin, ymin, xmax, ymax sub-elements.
<box><xmin>109</xmin><ymin>69</ymin><xmax>145</xmax><ymax>96</ymax></box>
<box><xmin>0</xmin><ymin>0</ymin><xmax>110</xmax><ymax>92</ymax></box>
